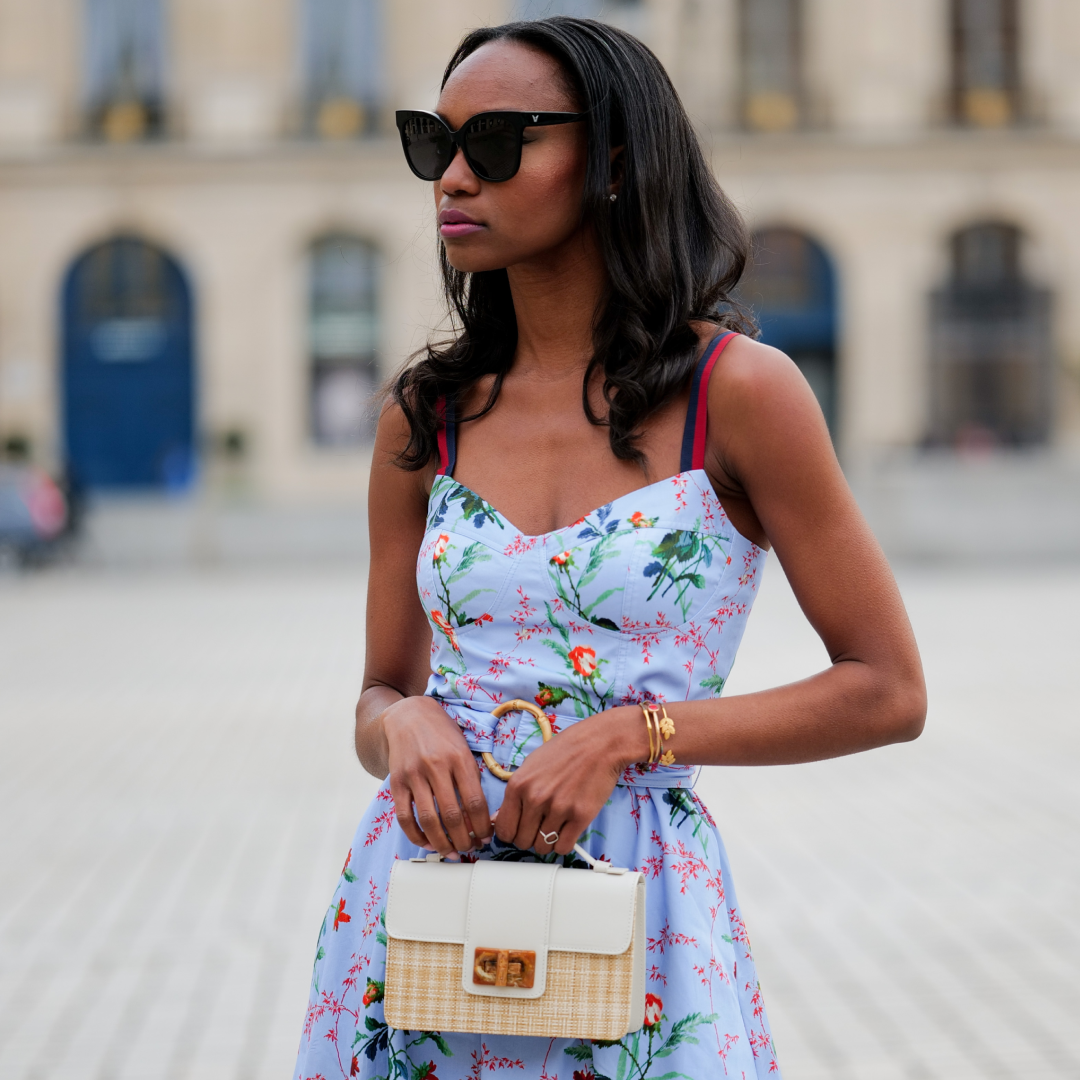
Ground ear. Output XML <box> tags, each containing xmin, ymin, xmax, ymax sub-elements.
<box><xmin>608</xmin><ymin>145</ymin><xmax>625</xmax><ymax>196</ymax></box>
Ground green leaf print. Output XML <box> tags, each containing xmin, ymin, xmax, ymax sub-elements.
<box><xmin>431</xmin><ymin>538</ymin><xmax>496</xmax><ymax>642</ymax></box>
<box><xmin>535</xmin><ymin>681</ymin><xmax>570</xmax><ymax>709</ymax></box>
<box><xmin>642</xmin><ymin>528</ymin><xmax>728</xmax><ymax>620</ymax></box>
<box><xmin>699</xmin><ymin>672</ymin><xmax>725</xmax><ymax>695</ymax></box>
<box><xmin>548</xmin><ymin>532</ymin><xmax>624</xmax><ymax>631</ymax></box>
<box><xmin>662</xmin><ymin>788</ymin><xmax>711</xmax><ymax>855</ymax></box>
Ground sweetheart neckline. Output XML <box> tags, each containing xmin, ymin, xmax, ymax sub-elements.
<box><xmin>429</xmin><ymin>468</ymin><xmax>758</xmax><ymax>548</ymax></box>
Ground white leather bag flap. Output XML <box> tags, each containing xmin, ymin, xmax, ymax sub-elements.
<box><xmin>462</xmin><ymin>860</ymin><xmax>559</xmax><ymax>999</ymax></box>
<box><xmin>386</xmin><ymin>858</ymin><xmax>642</xmax><ymax>956</ymax></box>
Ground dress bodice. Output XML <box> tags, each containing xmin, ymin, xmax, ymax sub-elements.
<box><xmin>417</xmin><ymin>331</ymin><xmax>765</xmax><ymax>786</ymax></box>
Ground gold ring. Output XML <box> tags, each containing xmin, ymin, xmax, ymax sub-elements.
<box><xmin>482</xmin><ymin>699</ymin><xmax>552</xmax><ymax>782</ymax></box>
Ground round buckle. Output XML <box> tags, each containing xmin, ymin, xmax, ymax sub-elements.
<box><xmin>482</xmin><ymin>698</ymin><xmax>553</xmax><ymax>781</ymax></box>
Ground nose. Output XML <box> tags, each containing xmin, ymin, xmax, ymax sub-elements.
<box><xmin>439</xmin><ymin>141</ymin><xmax>481</xmax><ymax>197</ymax></box>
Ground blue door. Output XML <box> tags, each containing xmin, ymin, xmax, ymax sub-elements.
<box><xmin>63</xmin><ymin>236</ymin><xmax>195</xmax><ymax>490</ymax></box>
<box><xmin>739</xmin><ymin>228</ymin><xmax>838</xmax><ymax>433</ymax></box>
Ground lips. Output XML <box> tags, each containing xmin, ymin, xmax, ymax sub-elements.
<box><xmin>439</xmin><ymin>208</ymin><xmax>485</xmax><ymax>238</ymax></box>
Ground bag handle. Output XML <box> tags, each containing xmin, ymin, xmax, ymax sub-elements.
<box><xmin>482</xmin><ymin>699</ymin><xmax>552</xmax><ymax>781</ymax></box>
<box><xmin>413</xmin><ymin>846</ymin><xmax>626</xmax><ymax>874</ymax></box>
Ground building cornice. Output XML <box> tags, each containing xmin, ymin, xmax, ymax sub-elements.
<box><xmin>0</xmin><ymin>129</ymin><xmax>1078</xmax><ymax>189</ymax></box>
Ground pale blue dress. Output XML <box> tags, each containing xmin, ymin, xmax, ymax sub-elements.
<box><xmin>295</xmin><ymin>332</ymin><xmax>781</xmax><ymax>1079</ymax></box>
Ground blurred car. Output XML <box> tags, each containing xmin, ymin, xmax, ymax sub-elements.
<box><xmin>0</xmin><ymin>465</ymin><xmax>71</xmax><ymax>564</ymax></box>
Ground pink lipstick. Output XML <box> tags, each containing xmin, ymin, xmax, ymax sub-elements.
<box><xmin>439</xmin><ymin>208</ymin><xmax>485</xmax><ymax>238</ymax></box>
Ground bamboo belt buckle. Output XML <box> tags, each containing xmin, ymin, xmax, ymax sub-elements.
<box><xmin>482</xmin><ymin>699</ymin><xmax>552</xmax><ymax>781</ymax></box>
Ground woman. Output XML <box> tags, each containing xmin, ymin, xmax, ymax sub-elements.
<box><xmin>295</xmin><ymin>17</ymin><xmax>925</xmax><ymax>1080</ymax></box>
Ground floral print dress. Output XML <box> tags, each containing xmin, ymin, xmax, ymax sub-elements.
<box><xmin>295</xmin><ymin>333</ymin><xmax>781</xmax><ymax>1080</ymax></box>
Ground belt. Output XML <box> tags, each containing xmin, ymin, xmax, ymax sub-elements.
<box><xmin>439</xmin><ymin>698</ymin><xmax>700</xmax><ymax>791</ymax></box>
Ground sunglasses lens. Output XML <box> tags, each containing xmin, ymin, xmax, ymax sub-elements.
<box><xmin>463</xmin><ymin>115</ymin><xmax>519</xmax><ymax>181</ymax></box>
<box><xmin>402</xmin><ymin>115</ymin><xmax>452</xmax><ymax>179</ymax></box>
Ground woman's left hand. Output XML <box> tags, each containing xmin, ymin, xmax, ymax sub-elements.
<box><xmin>493</xmin><ymin>706</ymin><xmax>647</xmax><ymax>856</ymax></box>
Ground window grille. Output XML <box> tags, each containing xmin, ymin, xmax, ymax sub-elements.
<box><xmin>740</xmin><ymin>0</ymin><xmax>801</xmax><ymax>132</ymax></box>
<box><xmin>309</xmin><ymin>236</ymin><xmax>381</xmax><ymax>445</ymax></box>
<box><xmin>83</xmin><ymin>0</ymin><xmax>165</xmax><ymax>141</ymax></box>
<box><xmin>951</xmin><ymin>0</ymin><xmax>1020</xmax><ymax>126</ymax></box>
<box><xmin>302</xmin><ymin>0</ymin><xmax>382</xmax><ymax>138</ymax></box>
<box><xmin>929</xmin><ymin>224</ymin><xmax>1052</xmax><ymax>447</ymax></box>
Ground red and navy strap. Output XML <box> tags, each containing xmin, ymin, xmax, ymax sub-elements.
<box><xmin>435</xmin><ymin>395</ymin><xmax>457</xmax><ymax>476</ymax></box>
<box><xmin>679</xmin><ymin>331</ymin><xmax>738</xmax><ymax>473</ymax></box>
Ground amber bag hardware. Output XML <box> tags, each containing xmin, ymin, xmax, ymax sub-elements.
<box><xmin>383</xmin><ymin>699</ymin><xmax>647</xmax><ymax>1041</ymax></box>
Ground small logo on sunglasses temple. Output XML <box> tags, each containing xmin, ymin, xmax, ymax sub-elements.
<box><xmin>532</xmin><ymin>114</ymin><xmax>539</xmax><ymax>122</ymax></box>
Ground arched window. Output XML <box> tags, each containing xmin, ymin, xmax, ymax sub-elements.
<box><xmin>951</xmin><ymin>0</ymin><xmax>1020</xmax><ymax>127</ymax></box>
<box><xmin>740</xmin><ymin>0</ymin><xmax>802</xmax><ymax>132</ymax></box>
<box><xmin>929</xmin><ymin>223</ymin><xmax>1051</xmax><ymax>447</ymax></box>
<box><xmin>738</xmin><ymin>228</ymin><xmax>838</xmax><ymax>433</ymax></box>
<box><xmin>83</xmin><ymin>0</ymin><xmax>166</xmax><ymax>141</ymax></box>
<box><xmin>302</xmin><ymin>0</ymin><xmax>382</xmax><ymax>138</ymax></box>
<box><xmin>309</xmin><ymin>235</ymin><xmax>381</xmax><ymax>446</ymax></box>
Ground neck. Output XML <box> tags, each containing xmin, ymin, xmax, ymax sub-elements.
<box><xmin>505</xmin><ymin>229</ymin><xmax>607</xmax><ymax>382</ymax></box>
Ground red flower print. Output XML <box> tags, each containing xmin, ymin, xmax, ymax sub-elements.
<box><xmin>550</xmin><ymin>550</ymin><xmax>572</xmax><ymax>566</ymax></box>
<box><xmin>432</xmin><ymin>533</ymin><xmax>450</xmax><ymax>561</ymax></box>
<box><xmin>362</xmin><ymin>979</ymin><xmax>384</xmax><ymax>1006</ymax></box>
<box><xmin>568</xmin><ymin>645</ymin><xmax>598</xmax><ymax>679</ymax></box>
<box><xmin>430</xmin><ymin>609</ymin><xmax>460</xmax><ymax>652</ymax></box>
<box><xmin>644</xmin><ymin>992</ymin><xmax>663</xmax><ymax>1027</ymax></box>
<box><xmin>629</xmin><ymin>511</ymin><xmax>656</xmax><ymax>528</ymax></box>
<box><xmin>476</xmin><ymin>613</ymin><xmax>493</xmax><ymax>624</ymax></box>
<box><xmin>536</xmin><ymin>686</ymin><xmax>555</xmax><ymax>707</ymax></box>
<box><xmin>350</xmin><ymin>1055</ymin><xmax>360</xmax><ymax>1076</ymax></box>
<box><xmin>573</xmin><ymin>1071</ymin><xmax>596</xmax><ymax>1080</ymax></box>
<box><xmin>332</xmin><ymin>897</ymin><xmax>351</xmax><ymax>930</ymax></box>
<box><xmin>415</xmin><ymin>1064</ymin><xmax>439</xmax><ymax>1079</ymax></box>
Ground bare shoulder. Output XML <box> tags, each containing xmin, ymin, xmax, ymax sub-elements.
<box><xmin>370</xmin><ymin>398</ymin><xmax>435</xmax><ymax>515</ymax></box>
<box><xmin>707</xmin><ymin>334</ymin><xmax>832</xmax><ymax>468</ymax></box>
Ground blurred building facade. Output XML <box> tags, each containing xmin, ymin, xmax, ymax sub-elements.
<box><xmin>0</xmin><ymin>0</ymin><xmax>1079</xmax><ymax>501</ymax></box>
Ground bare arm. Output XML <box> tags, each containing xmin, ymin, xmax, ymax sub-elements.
<box><xmin>355</xmin><ymin>404</ymin><xmax>493</xmax><ymax>854</ymax></box>
<box><xmin>497</xmin><ymin>338</ymin><xmax>926</xmax><ymax>853</ymax></box>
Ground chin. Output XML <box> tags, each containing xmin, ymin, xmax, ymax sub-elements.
<box><xmin>441</xmin><ymin>246</ymin><xmax>510</xmax><ymax>274</ymax></box>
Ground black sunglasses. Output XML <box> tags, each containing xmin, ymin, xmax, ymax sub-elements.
<box><xmin>395</xmin><ymin>109</ymin><xmax>586</xmax><ymax>183</ymax></box>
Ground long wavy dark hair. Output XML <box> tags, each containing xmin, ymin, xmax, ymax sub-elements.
<box><xmin>392</xmin><ymin>16</ymin><xmax>754</xmax><ymax>469</ymax></box>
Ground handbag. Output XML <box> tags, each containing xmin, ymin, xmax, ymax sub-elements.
<box><xmin>382</xmin><ymin>699</ymin><xmax>647</xmax><ymax>1041</ymax></box>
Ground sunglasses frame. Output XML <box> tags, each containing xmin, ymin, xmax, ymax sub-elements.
<box><xmin>395</xmin><ymin>109</ymin><xmax>586</xmax><ymax>183</ymax></box>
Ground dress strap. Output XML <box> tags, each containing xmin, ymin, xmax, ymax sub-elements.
<box><xmin>679</xmin><ymin>331</ymin><xmax>738</xmax><ymax>473</ymax></box>
<box><xmin>436</xmin><ymin>395</ymin><xmax>457</xmax><ymax>476</ymax></box>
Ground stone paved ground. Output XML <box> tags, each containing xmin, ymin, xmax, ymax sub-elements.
<box><xmin>0</xmin><ymin>560</ymin><xmax>1076</xmax><ymax>1080</ymax></box>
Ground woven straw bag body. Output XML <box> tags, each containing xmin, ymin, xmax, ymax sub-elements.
<box><xmin>383</xmin><ymin>853</ymin><xmax>646</xmax><ymax>1040</ymax></box>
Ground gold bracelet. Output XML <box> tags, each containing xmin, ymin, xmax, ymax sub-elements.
<box><xmin>639</xmin><ymin>702</ymin><xmax>660</xmax><ymax>765</ymax></box>
<box><xmin>658</xmin><ymin>704</ymin><xmax>676</xmax><ymax>764</ymax></box>
<box><xmin>655</xmin><ymin>703</ymin><xmax>676</xmax><ymax>766</ymax></box>
<box><xmin>658</xmin><ymin>704</ymin><xmax>675</xmax><ymax>742</ymax></box>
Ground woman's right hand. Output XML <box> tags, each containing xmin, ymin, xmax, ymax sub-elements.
<box><xmin>384</xmin><ymin>695</ymin><xmax>493</xmax><ymax>855</ymax></box>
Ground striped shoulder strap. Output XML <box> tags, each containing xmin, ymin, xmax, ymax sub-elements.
<box><xmin>679</xmin><ymin>332</ymin><xmax>738</xmax><ymax>473</ymax></box>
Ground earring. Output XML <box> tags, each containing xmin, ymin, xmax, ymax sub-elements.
<box><xmin>609</xmin><ymin>193</ymin><xmax>617</xmax><ymax>203</ymax></box>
